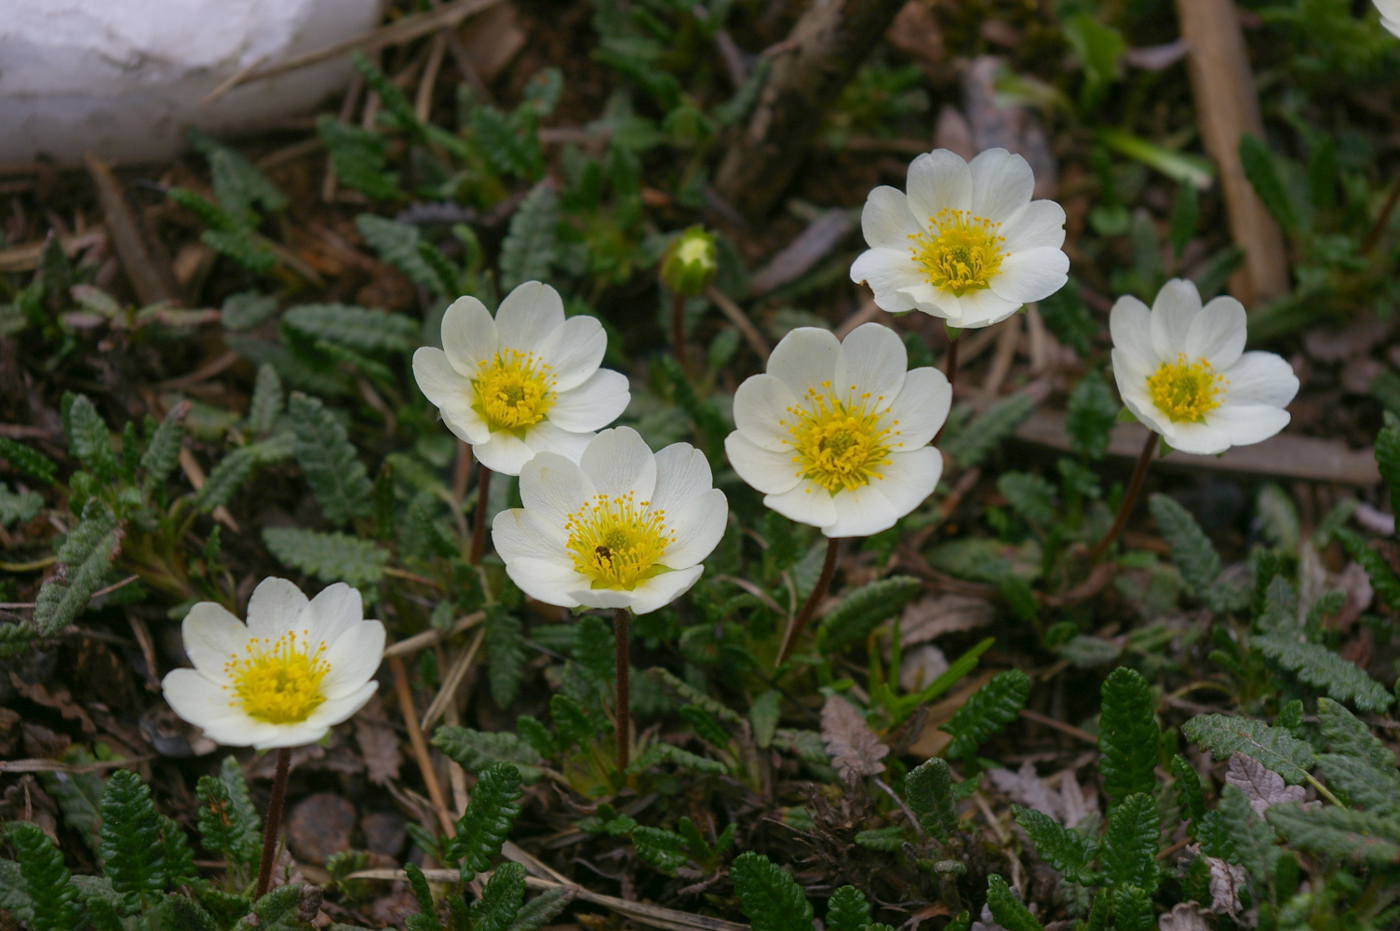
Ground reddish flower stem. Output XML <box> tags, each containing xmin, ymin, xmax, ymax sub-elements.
<box><xmin>614</xmin><ymin>608</ymin><xmax>632</xmax><ymax>777</ymax></box>
<box><xmin>254</xmin><ymin>747</ymin><xmax>291</xmax><ymax>900</ymax></box>
<box><xmin>1089</xmin><ymin>430</ymin><xmax>1157</xmax><ymax>562</ymax></box>
<box><xmin>777</xmin><ymin>536</ymin><xmax>840</xmax><ymax>665</ymax></box>
<box><xmin>469</xmin><ymin>465</ymin><xmax>492</xmax><ymax>565</ymax></box>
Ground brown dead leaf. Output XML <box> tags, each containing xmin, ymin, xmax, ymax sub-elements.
<box><xmin>886</xmin><ymin>1</ymin><xmax>943</xmax><ymax>66</ymax></box>
<box><xmin>1207</xmin><ymin>856</ymin><xmax>1249</xmax><ymax>920</ymax></box>
<box><xmin>458</xmin><ymin>3</ymin><xmax>526</xmax><ymax>82</ymax></box>
<box><xmin>1057</xmin><ymin>769</ymin><xmax>1097</xmax><ymax>829</ymax></box>
<box><xmin>820</xmin><ymin>694</ymin><xmax>888</xmax><ymax>781</ymax></box>
<box><xmin>934</xmin><ymin>106</ymin><xmax>975</xmax><ymax>161</ymax></box>
<box><xmin>1225</xmin><ymin>753</ymin><xmax>1306</xmax><ymax>816</ymax></box>
<box><xmin>287</xmin><ymin>793</ymin><xmax>356</xmax><ymax>865</ymax></box>
<box><xmin>10</xmin><ymin>675</ymin><xmax>95</xmax><ymax>732</ymax></box>
<box><xmin>1303</xmin><ymin>317</ymin><xmax>1393</xmax><ymax>363</ymax></box>
<box><xmin>901</xmin><ymin>594</ymin><xmax>994</xmax><ymax>646</ymax></box>
<box><xmin>1158</xmin><ymin>902</ymin><xmax>1210</xmax><ymax>931</ymax></box>
<box><xmin>355</xmin><ymin>694</ymin><xmax>402</xmax><ymax>786</ymax></box>
<box><xmin>988</xmin><ymin>761</ymin><xmax>1057</xmax><ymax>818</ymax></box>
<box><xmin>748</xmin><ymin>210</ymin><xmax>855</xmax><ymax>297</ymax></box>
<box><xmin>962</xmin><ymin>57</ymin><xmax>1057</xmax><ymax>198</ymax></box>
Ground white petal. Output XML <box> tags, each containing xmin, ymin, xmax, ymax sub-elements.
<box><xmin>579</xmin><ymin>427</ymin><xmax>657</xmax><ymax>501</ymax></box>
<box><xmin>835</xmin><ymin>323</ymin><xmax>908</xmax><ymax>406</ymax></box>
<box><xmin>520</xmin><ymin>420</ymin><xmax>594</xmax><ymax>465</ymax></box>
<box><xmin>851</xmin><ymin>248</ymin><xmax>924</xmax><ymax>314</ymax></box>
<box><xmin>302</xmin><ymin>582</ymin><xmax>363</xmax><ymax>645</ymax></box>
<box><xmin>163</xmin><ymin>668</ymin><xmax>235</xmax><ymax>733</ymax></box>
<box><xmin>505</xmin><ymin>556</ymin><xmax>586</xmax><ymax>608</ymax></box>
<box><xmin>495</xmin><ymin>281</ymin><xmax>565</xmax><ymax>351</ymax></box>
<box><xmin>1116</xmin><ymin>372</ymin><xmax>1170</xmax><ymax>436</ymax></box>
<box><xmin>905</xmin><ymin>149</ymin><xmax>973</xmax><ymax>221</ymax></box>
<box><xmin>1208</xmin><ymin>404</ymin><xmax>1291</xmax><ymax>447</ymax></box>
<box><xmin>1185</xmin><ymin>296</ymin><xmax>1247</xmax><ymax>369</ymax></box>
<box><xmin>733</xmin><ymin>374</ymin><xmax>800</xmax><ymax>452</ymax></box>
<box><xmin>650</xmin><ymin>443</ymin><xmax>715</xmax><ymax>514</ymax></box>
<box><xmin>1149</xmin><ymin>278</ymin><xmax>1203</xmax><ymax>359</ymax></box>
<box><xmin>1160</xmin><ymin>418</ymin><xmax>1231</xmax><ymax>456</ymax></box>
<box><xmin>726</xmin><ymin>433</ymin><xmax>803</xmax><ymax>495</ymax></box>
<box><xmin>826</xmin><ymin>483</ymin><xmax>901</xmax><ymax>538</ymax></box>
<box><xmin>535</xmin><ymin>314</ymin><xmax>607</xmax><ymax>391</ymax></box>
<box><xmin>885</xmin><ymin>366</ymin><xmax>951</xmax><ymax>448</ymax></box>
<box><xmin>870</xmin><ymin>446</ymin><xmax>942</xmax><ymax>521</ymax></box>
<box><xmin>621</xmin><ymin>565</ymin><xmax>706</xmax><ymax>615</ymax></box>
<box><xmin>764</xmin><ymin>481</ymin><xmax>838</xmax><ymax>529</ymax></box>
<box><xmin>969</xmin><ymin>148</ymin><xmax>1035</xmax><ymax>221</ymax></box>
<box><xmin>860</xmin><ymin>186</ymin><xmax>923</xmax><ymax>249</ymax></box>
<box><xmin>953</xmin><ymin>287</ymin><xmax>1022</xmax><ymax>328</ymax></box>
<box><xmin>439</xmin><ymin>400</ymin><xmax>491</xmax><ymax>446</ymax></box>
<box><xmin>1000</xmin><ymin>200</ymin><xmax>1067</xmax><ymax>252</ymax></box>
<box><xmin>319</xmin><ymin>621</ymin><xmax>386</xmax><ymax>700</ymax></box>
<box><xmin>989</xmin><ymin>246</ymin><xmax>1069</xmax><ymax>304</ymax></box>
<box><xmin>663</xmin><ymin>488</ymin><xmax>728</xmax><ymax>570</ymax></box>
<box><xmin>519</xmin><ymin>452</ymin><xmax>595</xmax><ymax>524</ymax></box>
<box><xmin>1110</xmin><ymin>296</ymin><xmax>1157</xmax><ymax>373</ymax></box>
<box><xmin>412</xmin><ymin>347</ymin><xmax>469</xmax><ymax>412</ymax></box>
<box><xmin>245</xmin><ymin>577</ymin><xmax>308</xmax><ymax>640</ymax></box>
<box><xmin>440</xmin><ymin>296</ymin><xmax>498</xmax><ymax>377</ymax></box>
<box><xmin>493</xmin><ymin>507</ymin><xmax>568</xmax><ymax>564</ymax></box>
<box><xmin>768</xmin><ymin>327</ymin><xmax>841</xmax><ymax>399</ymax></box>
<box><xmin>181</xmin><ymin>602</ymin><xmax>247</xmax><ymax>684</ymax></box>
<box><xmin>301</xmin><ymin>682</ymin><xmax>379</xmax><ymax>733</ymax></box>
<box><xmin>471</xmin><ymin>430</ymin><xmax>537</xmax><ymax>476</ymax></box>
<box><xmin>252</xmin><ymin>720</ymin><xmax>332</xmax><ymax>751</ymax></box>
<box><xmin>1222</xmin><ymin>352</ymin><xmax>1300</xmax><ymax>407</ymax></box>
<box><xmin>548</xmin><ymin>368</ymin><xmax>630</xmax><ymax>432</ymax></box>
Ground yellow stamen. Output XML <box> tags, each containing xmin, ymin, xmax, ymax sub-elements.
<box><xmin>565</xmin><ymin>492</ymin><xmax>674</xmax><ymax>590</ymax></box>
<box><xmin>226</xmin><ymin>631</ymin><xmax>329</xmax><ymax>725</ymax></box>
<box><xmin>908</xmin><ymin>209</ymin><xmax>1006</xmax><ymax>296</ymax></box>
<box><xmin>472</xmin><ymin>348</ymin><xmax>555</xmax><ymax>432</ymax></box>
<box><xmin>783</xmin><ymin>381</ymin><xmax>901</xmax><ymax>495</ymax></box>
<box><xmin>1146</xmin><ymin>353</ymin><xmax>1226</xmax><ymax>422</ymax></box>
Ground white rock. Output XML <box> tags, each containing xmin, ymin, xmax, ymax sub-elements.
<box><xmin>0</xmin><ymin>0</ymin><xmax>383</xmax><ymax>163</ymax></box>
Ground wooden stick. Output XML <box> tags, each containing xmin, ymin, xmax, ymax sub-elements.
<box><xmin>389</xmin><ymin>655</ymin><xmax>456</xmax><ymax>836</ymax></box>
<box><xmin>83</xmin><ymin>154</ymin><xmax>181</xmax><ymax>307</ymax></box>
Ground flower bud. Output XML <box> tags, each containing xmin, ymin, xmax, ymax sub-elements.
<box><xmin>660</xmin><ymin>226</ymin><xmax>717</xmax><ymax>298</ymax></box>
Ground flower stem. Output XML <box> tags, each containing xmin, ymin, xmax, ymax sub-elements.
<box><xmin>1362</xmin><ymin>172</ymin><xmax>1400</xmax><ymax>255</ymax></box>
<box><xmin>254</xmin><ymin>747</ymin><xmax>291</xmax><ymax>900</ymax></box>
<box><xmin>777</xmin><ymin>536</ymin><xmax>840</xmax><ymax>665</ymax></box>
<box><xmin>614</xmin><ymin>608</ymin><xmax>632</xmax><ymax>777</ymax></box>
<box><xmin>1089</xmin><ymin>430</ymin><xmax>1157</xmax><ymax>562</ymax></box>
<box><xmin>671</xmin><ymin>291</ymin><xmax>690</xmax><ymax>377</ymax></box>
<box><xmin>469</xmin><ymin>465</ymin><xmax>492</xmax><ymax>565</ymax></box>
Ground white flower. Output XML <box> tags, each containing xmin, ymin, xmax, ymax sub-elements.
<box><xmin>492</xmin><ymin>427</ymin><xmax>728</xmax><ymax>615</ymax></box>
<box><xmin>162</xmin><ymin>578</ymin><xmax>385</xmax><ymax>750</ymax></box>
<box><xmin>1110</xmin><ymin>278</ymin><xmax>1299</xmax><ymax>456</ymax></box>
<box><xmin>850</xmin><ymin>148</ymin><xmax>1069</xmax><ymax>329</ymax></box>
<box><xmin>413</xmin><ymin>281</ymin><xmax>631</xmax><ymax>475</ymax></box>
<box><xmin>1377</xmin><ymin>0</ymin><xmax>1400</xmax><ymax>37</ymax></box>
<box><xmin>724</xmin><ymin>323</ymin><xmax>950</xmax><ymax>538</ymax></box>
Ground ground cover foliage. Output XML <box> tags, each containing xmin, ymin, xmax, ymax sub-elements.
<box><xmin>3</xmin><ymin>0</ymin><xmax>1400</xmax><ymax>928</ymax></box>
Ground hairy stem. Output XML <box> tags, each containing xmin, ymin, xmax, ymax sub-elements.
<box><xmin>1089</xmin><ymin>430</ymin><xmax>1157</xmax><ymax>562</ymax></box>
<box><xmin>254</xmin><ymin>747</ymin><xmax>291</xmax><ymax>900</ymax></box>
<box><xmin>614</xmin><ymin>608</ymin><xmax>632</xmax><ymax>777</ymax></box>
<box><xmin>777</xmin><ymin>536</ymin><xmax>840</xmax><ymax>664</ymax></box>
<box><xmin>469</xmin><ymin>465</ymin><xmax>492</xmax><ymax>565</ymax></box>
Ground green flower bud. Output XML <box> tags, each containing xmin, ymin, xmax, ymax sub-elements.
<box><xmin>660</xmin><ymin>226</ymin><xmax>718</xmax><ymax>298</ymax></box>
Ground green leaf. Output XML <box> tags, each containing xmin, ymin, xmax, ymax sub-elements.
<box><xmin>853</xmin><ymin>826</ymin><xmax>905</xmax><ymax>851</ymax></box>
<box><xmin>942</xmin><ymin>394</ymin><xmax>1035</xmax><ymax>469</ymax></box>
<box><xmin>1098</xmin><ymin>667</ymin><xmax>1160</xmax><ymax>804</ymax></box>
<box><xmin>499</xmin><ymin>184</ymin><xmax>559</xmax><ymax>291</ymax></box>
<box><xmin>286</xmin><ymin>394</ymin><xmax>373</xmax><ymax>526</ymax></box>
<box><xmin>628</xmin><ymin>742</ymin><xmax>727</xmax><ymax>774</ymax></box>
<box><xmin>486</xmin><ymin>606</ymin><xmax>527</xmax><ymax>709</ymax></box>
<box><xmin>4</xmin><ymin>822</ymin><xmax>84</xmax><ymax>931</ymax></box>
<box><xmin>195</xmin><ymin>756</ymin><xmax>260</xmax><ymax>872</ymax></box>
<box><xmin>1170</xmin><ymin>755</ymin><xmax>1205</xmax><ymax>823</ymax></box>
<box><xmin>750</xmin><ymin>690</ymin><xmax>782</xmax><ymax>750</ymax></box>
<box><xmin>1252</xmin><ymin>632</ymin><xmax>1392</xmax><ymax>711</ymax></box>
<box><xmin>469</xmin><ymin>862</ymin><xmax>527</xmax><ymax>931</ymax></box>
<box><xmin>65</xmin><ymin>395</ymin><xmax>119</xmax><ymax>482</ymax></box>
<box><xmin>997</xmin><ymin>472</ymin><xmax>1056</xmax><ymax>526</ymax></box>
<box><xmin>551</xmin><ymin>693</ymin><xmax>599</xmax><ymax>746</ymax></box>
<box><xmin>1376</xmin><ymin>414</ymin><xmax>1400</xmax><ymax>512</ymax></box>
<box><xmin>939</xmin><ymin>669</ymin><xmax>1030</xmax><ymax>760</ymax></box>
<box><xmin>0</xmin><ymin>436</ymin><xmax>58</xmax><ymax>484</ymax></box>
<box><xmin>32</xmin><ymin>502</ymin><xmax>122</xmax><ymax>636</ymax></box>
<box><xmin>1013</xmin><ymin>806</ymin><xmax>1098</xmax><ymax>884</ymax></box>
<box><xmin>631</xmin><ymin>826</ymin><xmax>688</xmax><ymax>874</ymax></box>
<box><xmin>1098</xmin><ymin>793</ymin><xmax>1158</xmax><ymax>892</ymax></box>
<box><xmin>904</xmin><ymin>758</ymin><xmax>958</xmax><ymax>840</ymax></box>
<box><xmin>433</xmin><ymin>727</ymin><xmax>544</xmax><ymax>784</ymax></box>
<box><xmin>1104</xmin><ymin>885</ymin><xmax>1154</xmax><ymax>931</ymax></box>
<box><xmin>1149</xmin><ymin>494</ymin><xmax>1243</xmax><ymax>612</ymax></box>
<box><xmin>139</xmin><ymin>403</ymin><xmax>188</xmax><ymax>497</ymax></box>
<box><xmin>355</xmin><ymin>216</ymin><xmax>454</xmax><ymax>297</ymax></box>
<box><xmin>644</xmin><ymin>666</ymin><xmax>743</xmax><ymax>725</ymax></box>
<box><xmin>655</xmin><ymin>354</ymin><xmax>728</xmax><ymax>459</ymax></box>
<box><xmin>168</xmin><ymin>893</ymin><xmax>221</xmax><ymax>931</ymax></box>
<box><xmin>247</xmin><ymin>363</ymin><xmax>285</xmax><ymax>435</ymax></box>
<box><xmin>39</xmin><ymin>752</ymin><xmax>106</xmax><ymax>858</ymax></box>
<box><xmin>983</xmin><ymin>875</ymin><xmax>1042</xmax><ymax>931</ymax></box>
<box><xmin>284</xmin><ymin>302</ymin><xmax>419</xmax><ymax>355</ymax></box>
<box><xmin>1319</xmin><ymin>753</ymin><xmax>1400</xmax><ymax>817</ymax></box>
<box><xmin>730</xmin><ymin>852</ymin><xmax>814</xmax><ymax>931</ymax></box>
<box><xmin>262</xmin><ymin>527</ymin><xmax>388</xmax><ymax>588</ymax></box>
<box><xmin>0</xmin><ymin>483</ymin><xmax>43</xmax><ymax>527</ymax></box>
<box><xmin>1218</xmin><ymin>784</ymin><xmax>1278</xmax><ymax>883</ymax></box>
<box><xmin>1065</xmin><ymin>372</ymin><xmax>1118</xmax><ymax>461</ymax></box>
<box><xmin>680</xmin><ymin>704</ymin><xmax>730</xmax><ymax>748</ymax></box>
<box><xmin>1182</xmin><ymin>714</ymin><xmax>1316</xmax><ymax>784</ymax></box>
<box><xmin>221</xmin><ymin>291</ymin><xmax>279</xmax><ymax>331</ymax></box>
<box><xmin>1335</xmin><ymin>529</ymin><xmax>1400</xmax><ymax>612</ymax></box>
<box><xmin>1168</xmin><ymin>181</ymin><xmax>1199</xmax><ymax>255</ymax></box>
<box><xmin>1037</xmin><ymin>280</ymin><xmax>1095</xmax><ymax>355</ymax></box>
<box><xmin>1317</xmin><ymin>697</ymin><xmax>1397</xmax><ymax>774</ymax></box>
<box><xmin>1239</xmin><ymin>133</ymin><xmax>1298</xmax><ymax>233</ymax></box>
<box><xmin>449</xmin><ymin>762</ymin><xmax>522</xmax><ymax>882</ymax></box>
<box><xmin>317</xmin><ymin>116</ymin><xmax>401</xmax><ymax>201</ymax></box>
<box><xmin>819</xmin><ymin>576</ymin><xmax>922</xmax><ymax>653</ymax></box>
<box><xmin>572</xmin><ymin>615</ymin><xmax>616</xmax><ymax>689</ymax></box>
<box><xmin>1266</xmin><ymin>802</ymin><xmax>1400</xmax><ymax>866</ymax></box>
<box><xmin>507</xmin><ymin>887</ymin><xmax>574</xmax><ymax>931</ymax></box>
<box><xmin>100</xmin><ymin>769</ymin><xmax>167</xmax><ymax>910</ymax></box>
<box><xmin>1062</xmin><ymin>14</ymin><xmax>1125</xmax><ymax>98</ymax></box>
<box><xmin>825</xmin><ymin>887</ymin><xmax>870</xmax><ymax>931</ymax></box>
<box><xmin>404</xmin><ymin>863</ymin><xmax>440</xmax><ymax>930</ymax></box>
<box><xmin>189</xmin><ymin>128</ymin><xmax>288</xmax><ymax>217</ymax></box>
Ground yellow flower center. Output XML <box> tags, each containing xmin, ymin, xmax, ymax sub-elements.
<box><xmin>908</xmin><ymin>209</ymin><xmax>1006</xmax><ymax>296</ymax></box>
<box><xmin>472</xmin><ymin>349</ymin><xmax>555</xmax><ymax>432</ymax></box>
<box><xmin>782</xmin><ymin>382</ymin><xmax>901</xmax><ymax>495</ymax></box>
<box><xmin>225</xmin><ymin>631</ymin><xmax>329</xmax><ymax>725</ymax></box>
<box><xmin>566</xmin><ymin>492</ymin><xmax>675</xmax><ymax>591</ymax></box>
<box><xmin>1146</xmin><ymin>353</ymin><xmax>1227</xmax><ymax>422</ymax></box>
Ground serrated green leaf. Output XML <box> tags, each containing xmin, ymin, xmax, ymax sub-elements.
<box><xmin>203</xmin><ymin>228</ymin><xmax>277</xmax><ymax>274</ymax></box>
<box><xmin>286</xmin><ymin>393</ymin><xmax>373</xmax><ymax>526</ymax></box>
<box><xmin>1317</xmin><ymin>697</ymin><xmax>1397</xmax><ymax>773</ymax></box>
<box><xmin>1319</xmin><ymin>753</ymin><xmax>1400</xmax><ymax>817</ymax></box>
<box><xmin>355</xmin><ymin>216</ymin><xmax>454</xmax><ymax>297</ymax></box>
<box><xmin>940</xmin><ymin>669</ymin><xmax>1029</xmax><ymax>760</ymax></box>
<box><xmin>1376</xmin><ymin>414</ymin><xmax>1400</xmax><ymax>512</ymax></box>
<box><xmin>449</xmin><ymin>762</ymin><xmax>522</xmax><ymax>882</ymax></box>
<box><xmin>750</xmin><ymin>690</ymin><xmax>781</xmax><ymax>750</ymax></box>
<box><xmin>1219</xmin><ymin>784</ymin><xmax>1278</xmax><ymax>883</ymax></box>
<box><xmin>261</xmin><ymin>527</ymin><xmax>388</xmax><ymax>588</ymax></box>
<box><xmin>100</xmin><ymin>769</ymin><xmax>167</xmax><ymax>910</ymax></box>
<box><xmin>433</xmin><ymin>727</ymin><xmax>544</xmax><ymax>784</ymax></box>
<box><xmin>628</xmin><ymin>742</ymin><xmax>727</xmax><ymax>774</ymax></box>
<box><xmin>824</xmin><ymin>887</ymin><xmax>869</xmax><ymax>931</ymax></box>
<box><xmin>470</xmin><ymin>862</ymin><xmax>527</xmax><ymax>931</ymax></box>
<box><xmin>486</xmin><ymin>606</ymin><xmax>527</xmax><ymax>709</ymax></box>
<box><xmin>4</xmin><ymin>822</ymin><xmax>83</xmax><ymax>931</ymax></box>
<box><xmin>1013</xmin><ymin>806</ymin><xmax>1098</xmax><ymax>884</ymax></box>
<box><xmin>1266</xmin><ymin>802</ymin><xmax>1400</xmax><ymax>865</ymax></box>
<box><xmin>984</xmin><ymin>874</ymin><xmax>1042</xmax><ymax>931</ymax></box>
<box><xmin>731</xmin><ymin>852</ymin><xmax>813</xmax><ymax>931</ymax></box>
<box><xmin>284</xmin><ymin>302</ymin><xmax>419</xmax><ymax>354</ymax></box>
<box><xmin>65</xmin><ymin>395</ymin><xmax>119</xmax><ymax>482</ymax></box>
<box><xmin>1170</xmin><ymin>755</ymin><xmax>1205</xmax><ymax>824</ymax></box>
<box><xmin>1239</xmin><ymin>133</ymin><xmax>1298</xmax><ymax>233</ymax></box>
<box><xmin>904</xmin><ymin>758</ymin><xmax>958</xmax><ymax>840</ymax></box>
<box><xmin>39</xmin><ymin>752</ymin><xmax>106</xmax><ymax>858</ymax></box>
<box><xmin>168</xmin><ymin>893</ymin><xmax>221</xmax><ymax>931</ymax></box>
<box><xmin>0</xmin><ymin>484</ymin><xmax>43</xmax><ymax>527</ymax></box>
<box><xmin>508</xmin><ymin>886</ymin><xmax>574</xmax><ymax>931</ymax></box>
<box><xmin>1098</xmin><ymin>667</ymin><xmax>1160</xmax><ymax>804</ymax></box>
<box><xmin>1149</xmin><ymin>493</ymin><xmax>1244</xmax><ymax>612</ymax></box>
<box><xmin>139</xmin><ymin>403</ymin><xmax>187</xmax><ymax>497</ymax></box>
<box><xmin>221</xmin><ymin>291</ymin><xmax>279</xmax><ymax>331</ymax></box>
<box><xmin>550</xmin><ymin>693</ymin><xmax>598</xmax><ymax>746</ymax></box>
<box><xmin>0</xmin><ymin>436</ymin><xmax>58</xmax><ymax>484</ymax></box>
<box><xmin>1065</xmin><ymin>371</ymin><xmax>1118</xmax><ymax>461</ymax></box>
<box><xmin>645</xmin><ymin>666</ymin><xmax>743</xmax><ymax>724</ymax></box>
<box><xmin>317</xmin><ymin>116</ymin><xmax>401</xmax><ymax>201</ymax></box>
<box><xmin>189</xmin><ymin>128</ymin><xmax>288</xmax><ymax>217</ymax></box>
<box><xmin>680</xmin><ymin>704</ymin><xmax>730</xmax><ymax>748</ymax></box>
<box><xmin>247</xmin><ymin>363</ymin><xmax>284</xmax><ymax>435</ymax></box>
<box><xmin>33</xmin><ymin>502</ymin><xmax>122</xmax><ymax>636</ymax></box>
<box><xmin>819</xmin><ymin>576</ymin><xmax>922</xmax><ymax>653</ymax></box>
<box><xmin>196</xmin><ymin>756</ymin><xmax>260</xmax><ymax>872</ymax></box>
<box><xmin>942</xmin><ymin>394</ymin><xmax>1035</xmax><ymax>469</ymax></box>
<box><xmin>1252</xmin><ymin>632</ymin><xmax>1392</xmax><ymax>711</ymax></box>
<box><xmin>631</xmin><ymin>826</ymin><xmax>688</xmax><ymax>874</ymax></box>
<box><xmin>1183</xmin><ymin>714</ymin><xmax>1316</xmax><ymax>784</ymax></box>
<box><xmin>1104</xmin><ymin>885</ymin><xmax>1154</xmax><ymax>931</ymax></box>
<box><xmin>499</xmin><ymin>184</ymin><xmax>559</xmax><ymax>291</ymax></box>
<box><xmin>853</xmin><ymin>825</ymin><xmax>905</xmax><ymax>851</ymax></box>
<box><xmin>997</xmin><ymin>472</ymin><xmax>1056</xmax><ymax>526</ymax></box>
<box><xmin>1335</xmin><ymin>529</ymin><xmax>1400</xmax><ymax>612</ymax></box>
<box><xmin>1099</xmin><ymin>793</ymin><xmax>1158</xmax><ymax>891</ymax></box>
